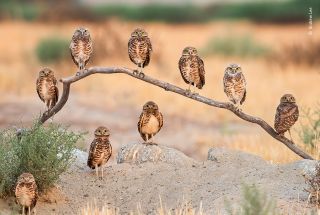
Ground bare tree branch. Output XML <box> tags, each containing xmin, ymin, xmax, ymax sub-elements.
<box><xmin>39</xmin><ymin>66</ymin><xmax>314</xmax><ymax>160</ymax></box>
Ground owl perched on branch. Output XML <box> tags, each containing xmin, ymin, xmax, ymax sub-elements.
<box><xmin>15</xmin><ymin>173</ymin><xmax>38</xmax><ymax>215</ymax></box>
<box><xmin>223</xmin><ymin>63</ymin><xmax>247</xmax><ymax>111</ymax></box>
<box><xmin>138</xmin><ymin>101</ymin><xmax>163</xmax><ymax>144</ymax></box>
<box><xmin>70</xmin><ymin>27</ymin><xmax>93</xmax><ymax>73</ymax></box>
<box><xmin>178</xmin><ymin>47</ymin><xmax>205</xmax><ymax>95</ymax></box>
<box><xmin>36</xmin><ymin>68</ymin><xmax>59</xmax><ymax>110</ymax></box>
<box><xmin>274</xmin><ymin>94</ymin><xmax>299</xmax><ymax>141</ymax></box>
<box><xmin>87</xmin><ymin>126</ymin><xmax>112</xmax><ymax>179</ymax></box>
<box><xmin>128</xmin><ymin>28</ymin><xmax>152</xmax><ymax>78</ymax></box>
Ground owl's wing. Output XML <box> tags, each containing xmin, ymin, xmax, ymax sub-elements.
<box><xmin>143</xmin><ymin>38</ymin><xmax>152</xmax><ymax>67</ymax></box>
<box><xmin>240</xmin><ymin>90</ymin><xmax>246</xmax><ymax>105</ymax></box>
<box><xmin>128</xmin><ymin>37</ymin><xmax>136</xmax><ymax>64</ymax></box>
<box><xmin>87</xmin><ymin>139</ymin><xmax>98</xmax><ymax>168</ymax></box>
<box><xmin>31</xmin><ymin>182</ymin><xmax>38</xmax><ymax>209</ymax></box>
<box><xmin>36</xmin><ymin>78</ymin><xmax>44</xmax><ymax>102</ymax></box>
<box><xmin>156</xmin><ymin>112</ymin><xmax>164</xmax><ymax>129</ymax></box>
<box><xmin>105</xmin><ymin>140</ymin><xmax>112</xmax><ymax>162</ymax></box>
<box><xmin>147</xmin><ymin>37</ymin><xmax>152</xmax><ymax>52</ymax></box>
<box><xmin>137</xmin><ymin>113</ymin><xmax>149</xmax><ymax>141</ymax></box>
<box><xmin>178</xmin><ymin>56</ymin><xmax>190</xmax><ymax>84</ymax></box>
<box><xmin>239</xmin><ymin>72</ymin><xmax>246</xmax><ymax>105</ymax></box>
<box><xmin>197</xmin><ymin>57</ymin><xmax>205</xmax><ymax>89</ymax></box>
<box><xmin>69</xmin><ymin>42</ymin><xmax>79</xmax><ymax>67</ymax></box>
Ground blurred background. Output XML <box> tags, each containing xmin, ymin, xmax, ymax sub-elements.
<box><xmin>0</xmin><ymin>0</ymin><xmax>319</xmax><ymax>163</ymax></box>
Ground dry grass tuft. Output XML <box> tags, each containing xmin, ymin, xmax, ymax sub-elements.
<box><xmin>304</xmin><ymin>162</ymin><xmax>320</xmax><ymax>207</ymax></box>
<box><xmin>80</xmin><ymin>200</ymin><xmax>205</xmax><ymax>215</ymax></box>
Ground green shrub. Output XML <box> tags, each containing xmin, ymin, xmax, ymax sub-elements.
<box><xmin>201</xmin><ymin>35</ymin><xmax>270</xmax><ymax>58</ymax></box>
<box><xmin>225</xmin><ymin>184</ymin><xmax>277</xmax><ymax>215</ymax></box>
<box><xmin>298</xmin><ymin>105</ymin><xmax>320</xmax><ymax>157</ymax></box>
<box><xmin>36</xmin><ymin>37</ymin><xmax>69</xmax><ymax>63</ymax></box>
<box><xmin>0</xmin><ymin>122</ymin><xmax>82</xmax><ymax>197</ymax></box>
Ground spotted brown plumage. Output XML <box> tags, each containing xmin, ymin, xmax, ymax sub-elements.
<box><xmin>128</xmin><ymin>28</ymin><xmax>152</xmax><ymax>77</ymax></box>
<box><xmin>70</xmin><ymin>27</ymin><xmax>93</xmax><ymax>71</ymax></box>
<box><xmin>15</xmin><ymin>173</ymin><xmax>38</xmax><ymax>215</ymax></box>
<box><xmin>178</xmin><ymin>47</ymin><xmax>205</xmax><ymax>94</ymax></box>
<box><xmin>138</xmin><ymin>101</ymin><xmax>163</xmax><ymax>144</ymax></box>
<box><xmin>223</xmin><ymin>63</ymin><xmax>246</xmax><ymax>110</ymax></box>
<box><xmin>36</xmin><ymin>68</ymin><xmax>59</xmax><ymax>110</ymax></box>
<box><xmin>87</xmin><ymin>126</ymin><xmax>112</xmax><ymax>179</ymax></box>
<box><xmin>274</xmin><ymin>94</ymin><xmax>299</xmax><ymax>139</ymax></box>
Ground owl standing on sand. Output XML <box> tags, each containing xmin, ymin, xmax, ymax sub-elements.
<box><xmin>128</xmin><ymin>28</ymin><xmax>152</xmax><ymax>78</ymax></box>
<box><xmin>36</xmin><ymin>68</ymin><xmax>59</xmax><ymax>110</ymax></box>
<box><xmin>15</xmin><ymin>173</ymin><xmax>38</xmax><ymax>215</ymax></box>
<box><xmin>70</xmin><ymin>27</ymin><xmax>93</xmax><ymax>73</ymax></box>
<box><xmin>138</xmin><ymin>101</ymin><xmax>163</xmax><ymax>144</ymax></box>
<box><xmin>178</xmin><ymin>47</ymin><xmax>205</xmax><ymax>95</ymax></box>
<box><xmin>87</xmin><ymin>126</ymin><xmax>112</xmax><ymax>179</ymax></box>
<box><xmin>223</xmin><ymin>63</ymin><xmax>247</xmax><ymax>110</ymax></box>
<box><xmin>274</xmin><ymin>94</ymin><xmax>299</xmax><ymax>141</ymax></box>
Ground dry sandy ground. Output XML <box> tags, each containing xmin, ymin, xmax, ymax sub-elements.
<box><xmin>0</xmin><ymin>146</ymin><xmax>317</xmax><ymax>215</ymax></box>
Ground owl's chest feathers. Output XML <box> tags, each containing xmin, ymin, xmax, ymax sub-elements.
<box><xmin>133</xmin><ymin>39</ymin><xmax>148</xmax><ymax>62</ymax></box>
<box><xmin>182</xmin><ymin>57</ymin><xmax>200</xmax><ymax>83</ymax></box>
<box><xmin>74</xmin><ymin>39</ymin><xmax>91</xmax><ymax>57</ymax></box>
<box><xmin>16</xmin><ymin>186</ymin><xmax>34</xmax><ymax>206</ymax></box>
<box><xmin>40</xmin><ymin>79</ymin><xmax>55</xmax><ymax>100</ymax></box>
<box><xmin>141</xmin><ymin>115</ymin><xmax>159</xmax><ymax>134</ymax></box>
<box><xmin>93</xmin><ymin>141</ymin><xmax>111</xmax><ymax>163</ymax></box>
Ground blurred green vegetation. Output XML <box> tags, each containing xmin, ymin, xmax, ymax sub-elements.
<box><xmin>36</xmin><ymin>37</ymin><xmax>69</xmax><ymax>63</ymax></box>
<box><xmin>201</xmin><ymin>35</ymin><xmax>270</xmax><ymax>57</ymax></box>
<box><xmin>92</xmin><ymin>0</ymin><xmax>320</xmax><ymax>23</ymax></box>
<box><xmin>298</xmin><ymin>105</ymin><xmax>320</xmax><ymax>158</ymax></box>
<box><xmin>0</xmin><ymin>0</ymin><xmax>319</xmax><ymax>23</ymax></box>
<box><xmin>0</xmin><ymin>122</ymin><xmax>82</xmax><ymax>196</ymax></box>
<box><xmin>225</xmin><ymin>184</ymin><xmax>278</xmax><ymax>215</ymax></box>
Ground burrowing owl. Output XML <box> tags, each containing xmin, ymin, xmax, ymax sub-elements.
<box><xmin>87</xmin><ymin>126</ymin><xmax>112</xmax><ymax>179</ymax></box>
<box><xmin>70</xmin><ymin>27</ymin><xmax>93</xmax><ymax>72</ymax></box>
<box><xmin>223</xmin><ymin>63</ymin><xmax>246</xmax><ymax>110</ymax></box>
<box><xmin>128</xmin><ymin>28</ymin><xmax>152</xmax><ymax>78</ymax></box>
<box><xmin>36</xmin><ymin>68</ymin><xmax>59</xmax><ymax>110</ymax></box>
<box><xmin>15</xmin><ymin>173</ymin><xmax>38</xmax><ymax>215</ymax></box>
<box><xmin>274</xmin><ymin>94</ymin><xmax>299</xmax><ymax>140</ymax></box>
<box><xmin>178</xmin><ymin>47</ymin><xmax>205</xmax><ymax>95</ymax></box>
<box><xmin>138</xmin><ymin>101</ymin><xmax>163</xmax><ymax>144</ymax></box>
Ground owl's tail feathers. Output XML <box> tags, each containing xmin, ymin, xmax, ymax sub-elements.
<box><xmin>87</xmin><ymin>159</ymin><xmax>95</xmax><ymax>169</ymax></box>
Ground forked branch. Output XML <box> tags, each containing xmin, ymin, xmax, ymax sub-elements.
<box><xmin>39</xmin><ymin>66</ymin><xmax>314</xmax><ymax>160</ymax></box>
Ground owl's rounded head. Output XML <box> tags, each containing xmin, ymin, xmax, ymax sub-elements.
<box><xmin>18</xmin><ymin>173</ymin><xmax>35</xmax><ymax>184</ymax></box>
<box><xmin>73</xmin><ymin>27</ymin><xmax>90</xmax><ymax>38</ymax></box>
<box><xmin>280</xmin><ymin>94</ymin><xmax>296</xmax><ymax>104</ymax></box>
<box><xmin>225</xmin><ymin>63</ymin><xmax>242</xmax><ymax>75</ymax></box>
<box><xmin>143</xmin><ymin>101</ymin><xmax>159</xmax><ymax>113</ymax></box>
<box><xmin>39</xmin><ymin>68</ymin><xmax>54</xmax><ymax>77</ymax></box>
<box><xmin>131</xmin><ymin>28</ymin><xmax>148</xmax><ymax>37</ymax></box>
<box><xmin>94</xmin><ymin>126</ymin><xmax>110</xmax><ymax>137</ymax></box>
<box><xmin>182</xmin><ymin>47</ymin><xmax>198</xmax><ymax>56</ymax></box>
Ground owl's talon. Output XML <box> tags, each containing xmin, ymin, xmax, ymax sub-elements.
<box><xmin>185</xmin><ymin>89</ymin><xmax>192</xmax><ymax>96</ymax></box>
<box><xmin>138</xmin><ymin>72</ymin><xmax>145</xmax><ymax>79</ymax></box>
<box><xmin>133</xmin><ymin>70</ymin><xmax>139</xmax><ymax>76</ymax></box>
<box><xmin>76</xmin><ymin>71</ymin><xmax>81</xmax><ymax>76</ymax></box>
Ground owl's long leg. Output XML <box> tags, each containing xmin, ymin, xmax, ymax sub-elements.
<box><xmin>192</xmin><ymin>83</ymin><xmax>198</xmax><ymax>95</ymax></box>
<box><xmin>185</xmin><ymin>82</ymin><xmax>192</xmax><ymax>96</ymax></box>
<box><xmin>100</xmin><ymin>165</ymin><xmax>104</xmax><ymax>180</ymax></box>
<box><xmin>28</xmin><ymin>206</ymin><xmax>31</xmax><ymax>215</ymax></box>
<box><xmin>288</xmin><ymin>129</ymin><xmax>294</xmax><ymax>142</ymax></box>
<box><xmin>145</xmin><ymin>134</ymin><xmax>149</xmax><ymax>144</ymax></box>
<box><xmin>95</xmin><ymin>164</ymin><xmax>99</xmax><ymax>178</ymax></box>
<box><xmin>138</xmin><ymin>64</ymin><xmax>145</xmax><ymax>78</ymax></box>
<box><xmin>151</xmin><ymin>134</ymin><xmax>154</xmax><ymax>143</ymax></box>
<box><xmin>22</xmin><ymin>206</ymin><xmax>25</xmax><ymax>215</ymax></box>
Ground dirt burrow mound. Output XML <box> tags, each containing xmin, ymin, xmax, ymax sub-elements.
<box><xmin>13</xmin><ymin>146</ymin><xmax>319</xmax><ymax>214</ymax></box>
